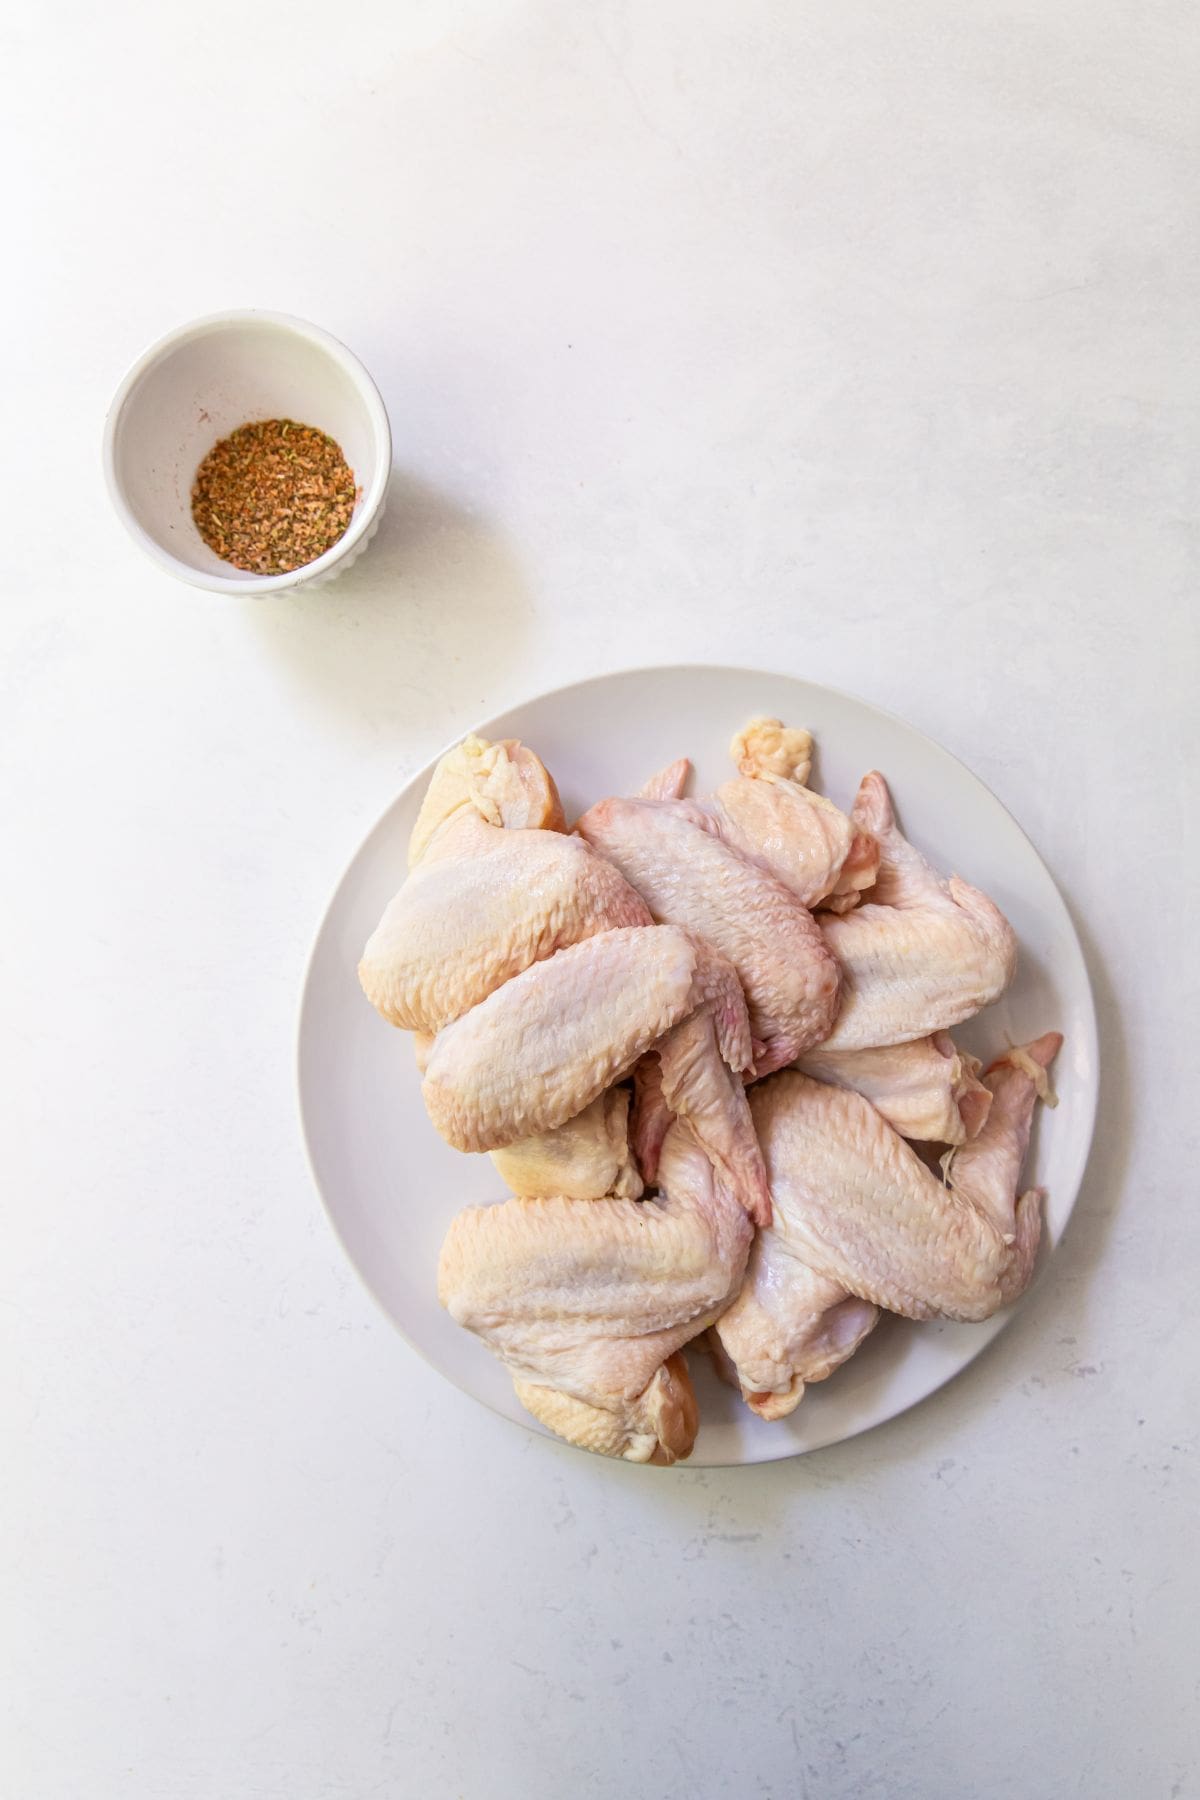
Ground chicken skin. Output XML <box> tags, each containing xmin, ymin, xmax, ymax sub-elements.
<box><xmin>575</xmin><ymin>796</ymin><xmax>840</xmax><ymax>1073</ymax></box>
<box><xmin>438</xmin><ymin>1121</ymin><xmax>754</xmax><ymax>1463</ymax></box>
<box><xmin>729</xmin><ymin>717</ymin><xmax>815</xmax><ymax>787</ymax></box>
<box><xmin>706</xmin><ymin>773</ymin><xmax>879</xmax><ymax>914</ymax></box>
<box><xmin>422</xmin><ymin>925</ymin><xmax>771</xmax><ymax>1227</ymax></box>
<box><xmin>407</xmin><ymin>732</ymin><xmax>565</xmax><ymax>867</ymax></box>
<box><xmin>796</xmin><ymin>1033</ymin><xmax>992</xmax><ymax>1144</ymax></box>
<box><xmin>637</xmin><ymin>719</ymin><xmax>878</xmax><ymax>913</ymax></box>
<box><xmin>819</xmin><ymin>773</ymin><xmax>1017</xmax><ymax>1050</ymax></box>
<box><xmin>490</xmin><ymin>1088</ymin><xmax>644</xmax><ymax>1201</ymax></box>
<box><xmin>360</xmin><ymin>813</ymin><xmax>651</xmax><ymax>1034</ymax></box>
<box><xmin>359</xmin><ymin>737</ymin><xmax>651</xmax><ymax>1035</ymax></box>
<box><xmin>716</xmin><ymin>1034</ymin><xmax>1061</xmax><ymax>1414</ymax></box>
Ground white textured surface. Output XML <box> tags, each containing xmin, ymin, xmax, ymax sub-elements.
<box><xmin>3</xmin><ymin>4</ymin><xmax>1197</xmax><ymax>1797</ymax></box>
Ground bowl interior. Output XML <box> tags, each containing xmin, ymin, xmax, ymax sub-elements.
<box><xmin>108</xmin><ymin>319</ymin><xmax>383</xmax><ymax>584</ymax></box>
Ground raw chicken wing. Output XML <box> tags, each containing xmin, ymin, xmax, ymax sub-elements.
<box><xmin>438</xmin><ymin>1121</ymin><xmax>754</xmax><ymax>1463</ymax></box>
<box><xmin>361</xmin><ymin>815</ymin><xmax>650</xmax><ymax>1035</ymax></box>
<box><xmin>407</xmin><ymin>733</ymin><xmax>564</xmax><ymax>867</ymax></box>
<box><xmin>797</xmin><ymin>1033</ymin><xmax>992</xmax><ymax>1143</ymax></box>
<box><xmin>491</xmin><ymin>1088</ymin><xmax>643</xmax><ymax>1201</ymax></box>
<box><xmin>730</xmin><ymin>717</ymin><xmax>815</xmax><ymax>785</ymax></box>
<box><xmin>576</xmin><ymin>796</ymin><xmax>840</xmax><ymax>1073</ymax></box>
<box><xmin>708</xmin><ymin>774</ymin><xmax>879</xmax><ymax>914</ymax></box>
<box><xmin>360</xmin><ymin>738</ymin><xmax>651</xmax><ymax>1034</ymax></box>
<box><xmin>722</xmin><ymin>716</ymin><xmax>879</xmax><ymax>910</ymax></box>
<box><xmin>714</xmin><ymin>1249</ymin><xmax>879</xmax><ymax>1420</ymax></box>
<box><xmin>422</xmin><ymin>925</ymin><xmax>771</xmax><ymax>1226</ymax></box>
<box><xmin>639</xmin><ymin>722</ymin><xmax>877</xmax><ymax>912</ymax></box>
<box><xmin>717</xmin><ymin>1031</ymin><xmax>1061</xmax><ymax>1421</ymax></box>
<box><xmin>819</xmin><ymin>773</ymin><xmax>1017</xmax><ymax>1050</ymax></box>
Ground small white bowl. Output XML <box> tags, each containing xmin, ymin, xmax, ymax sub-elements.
<box><xmin>103</xmin><ymin>310</ymin><xmax>392</xmax><ymax>594</ymax></box>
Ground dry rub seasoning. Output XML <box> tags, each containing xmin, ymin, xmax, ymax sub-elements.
<box><xmin>191</xmin><ymin>419</ymin><xmax>358</xmax><ymax>575</ymax></box>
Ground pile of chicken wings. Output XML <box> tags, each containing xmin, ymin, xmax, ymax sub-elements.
<box><xmin>358</xmin><ymin>720</ymin><xmax>1060</xmax><ymax>1465</ymax></box>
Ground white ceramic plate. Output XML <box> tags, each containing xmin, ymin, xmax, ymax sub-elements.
<box><xmin>298</xmin><ymin>667</ymin><xmax>1098</xmax><ymax>1466</ymax></box>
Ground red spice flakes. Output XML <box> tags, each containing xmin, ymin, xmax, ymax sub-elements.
<box><xmin>191</xmin><ymin>419</ymin><xmax>358</xmax><ymax>575</ymax></box>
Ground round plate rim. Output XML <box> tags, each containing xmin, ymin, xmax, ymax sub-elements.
<box><xmin>296</xmin><ymin>662</ymin><xmax>1100</xmax><ymax>1468</ymax></box>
